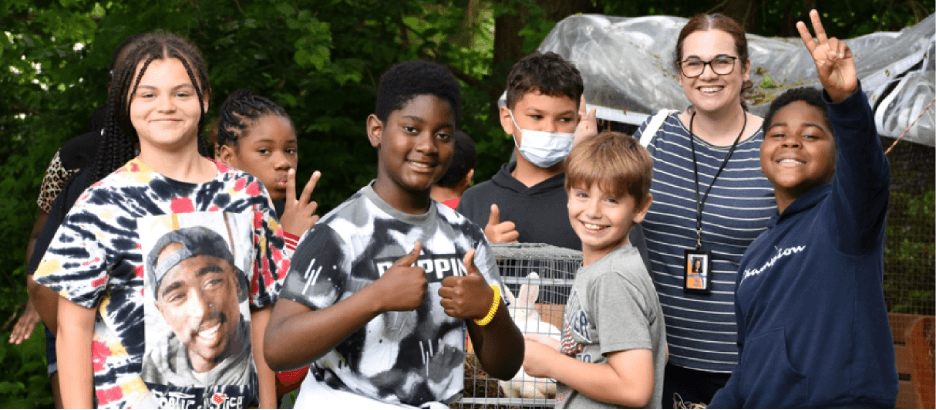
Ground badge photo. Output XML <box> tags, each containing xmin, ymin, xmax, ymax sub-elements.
<box><xmin>683</xmin><ymin>250</ymin><xmax>711</xmax><ymax>294</ymax></box>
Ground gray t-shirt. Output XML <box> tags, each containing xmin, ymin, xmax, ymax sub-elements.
<box><xmin>557</xmin><ymin>244</ymin><xmax>666</xmax><ymax>409</ymax></box>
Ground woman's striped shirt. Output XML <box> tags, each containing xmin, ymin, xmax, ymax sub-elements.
<box><xmin>634</xmin><ymin>111</ymin><xmax>776</xmax><ymax>373</ymax></box>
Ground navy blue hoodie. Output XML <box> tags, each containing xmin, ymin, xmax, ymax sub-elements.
<box><xmin>709</xmin><ymin>87</ymin><xmax>898</xmax><ymax>408</ymax></box>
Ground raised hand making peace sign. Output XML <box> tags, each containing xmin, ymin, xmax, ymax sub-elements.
<box><xmin>279</xmin><ymin>169</ymin><xmax>321</xmax><ymax>236</ymax></box>
<box><xmin>796</xmin><ymin>9</ymin><xmax>858</xmax><ymax>103</ymax></box>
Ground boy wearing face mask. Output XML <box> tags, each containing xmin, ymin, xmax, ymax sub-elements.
<box><xmin>457</xmin><ymin>51</ymin><xmax>584</xmax><ymax>251</ymax></box>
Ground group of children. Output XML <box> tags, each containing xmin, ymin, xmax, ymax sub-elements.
<box><xmin>20</xmin><ymin>8</ymin><xmax>897</xmax><ymax>409</ymax></box>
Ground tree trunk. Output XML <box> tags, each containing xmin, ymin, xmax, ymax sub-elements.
<box><xmin>448</xmin><ymin>0</ymin><xmax>484</xmax><ymax>49</ymax></box>
<box><xmin>490</xmin><ymin>0</ymin><xmax>527</xmax><ymax>105</ymax></box>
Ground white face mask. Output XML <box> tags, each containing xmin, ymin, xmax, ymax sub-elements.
<box><xmin>509</xmin><ymin>110</ymin><xmax>575</xmax><ymax>168</ymax></box>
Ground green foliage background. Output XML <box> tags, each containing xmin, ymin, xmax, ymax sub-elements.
<box><xmin>1</xmin><ymin>0</ymin><xmax>932</xmax><ymax>407</ymax></box>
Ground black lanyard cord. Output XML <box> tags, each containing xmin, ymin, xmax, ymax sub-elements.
<box><xmin>688</xmin><ymin>109</ymin><xmax>747</xmax><ymax>250</ymax></box>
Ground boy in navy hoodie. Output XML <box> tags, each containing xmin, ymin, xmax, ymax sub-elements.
<box><xmin>708</xmin><ymin>10</ymin><xmax>897</xmax><ymax>408</ymax></box>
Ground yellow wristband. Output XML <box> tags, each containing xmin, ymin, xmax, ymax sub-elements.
<box><xmin>473</xmin><ymin>284</ymin><xmax>501</xmax><ymax>326</ymax></box>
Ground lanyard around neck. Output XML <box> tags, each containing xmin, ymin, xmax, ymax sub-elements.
<box><xmin>688</xmin><ymin>110</ymin><xmax>747</xmax><ymax>250</ymax></box>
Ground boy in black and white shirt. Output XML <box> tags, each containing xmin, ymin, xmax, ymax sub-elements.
<box><xmin>265</xmin><ymin>60</ymin><xmax>524</xmax><ymax>408</ymax></box>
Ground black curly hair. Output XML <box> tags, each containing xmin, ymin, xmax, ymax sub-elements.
<box><xmin>213</xmin><ymin>89</ymin><xmax>294</xmax><ymax>148</ymax></box>
<box><xmin>763</xmin><ymin>87</ymin><xmax>833</xmax><ymax>139</ymax></box>
<box><xmin>504</xmin><ymin>51</ymin><xmax>583</xmax><ymax>110</ymax></box>
<box><xmin>375</xmin><ymin>60</ymin><xmax>461</xmax><ymax>128</ymax></box>
<box><xmin>435</xmin><ymin>130</ymin><xmax>476</xmax><ymax>188</ymax></box>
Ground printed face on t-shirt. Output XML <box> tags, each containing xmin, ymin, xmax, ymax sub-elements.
<box><xmin>154</xmin><ymin>244</ymin><xmax>243</xmax><ymax>373</ymax></box>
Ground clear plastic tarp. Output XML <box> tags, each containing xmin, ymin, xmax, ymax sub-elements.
<box><xmin>533</xmin><ymin>13</ymin><xmax>935</xmax><ymax>146</ymax></box>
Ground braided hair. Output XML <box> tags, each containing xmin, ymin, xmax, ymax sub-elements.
<box><xmin>109</xmin><ymin>33</ymin><xmax>149</xmax><ymax>76</ymax></box>
<box><xmin>88</xmin><ymin>30</ymin><xmax>212</xmax><ymax>186</ymax></box>
<box><xmin>214</xmin><ymin>89</ymin><xmax>294</xmax><ymax>149</ymax></box>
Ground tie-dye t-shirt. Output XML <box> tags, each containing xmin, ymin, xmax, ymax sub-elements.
<box><xmin>279</xmin><ymin>184</ymin><xmax>504</xmax><ymax>407</ymax></box>
<box><xmin>34</xmin><ymin>158</ymin><xmax>288</xmax><ymax>409</ymax></box>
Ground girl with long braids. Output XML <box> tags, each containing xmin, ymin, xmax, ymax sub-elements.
<box><xmin>33</xmin><ymin>31</ymin><xmax>287</xmax><ymax>408</ymax></box>
<box><xmin>16</xmin><ymin>34</ymin><xmax>149</xmax><ymax>410</ymax></box>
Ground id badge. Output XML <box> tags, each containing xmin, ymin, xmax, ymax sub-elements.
<box><xmin>683</xmin><ymin>250</ymin><xmax>712</xmax><ymax>294</ymax></box>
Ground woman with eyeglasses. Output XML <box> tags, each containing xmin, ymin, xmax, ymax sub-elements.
<box><xmin>631</xmin><ymin>13</ymin><xmax>776</xmax><ymax>408</ymax></box>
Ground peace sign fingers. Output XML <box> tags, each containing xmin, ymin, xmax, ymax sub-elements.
<box><xmin>280</xmin><ymin>169</ymin><xmax>321</xmax><ymax>237</ymax></box>
<box><xmin>796</xmin><ymin>9</ymin><xmax>858</xmax><ymax>103</ymax></box>
<box><xmin>809</xmin><ymin>9</ymin><xmax>828</xmax><ymax>46</ymax></box>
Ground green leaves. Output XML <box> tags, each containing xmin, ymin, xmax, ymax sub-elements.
<box><xmin>289</xmin><ymin>8</ymin><xmax>333</xmax><ymax>71</ymax></box>
<box><xmin>0</xmin><ymin>323</ymin><xmax>52</xmax><ymax>407</ymax></box>
<box><xmin>294</xmin><ymin>30</ymin><xmax>331</xmax><ymax>71</ymax></box>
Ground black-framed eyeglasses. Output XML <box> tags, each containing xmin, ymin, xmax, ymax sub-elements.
<box><xmin>679</xmin><ymin>56</ymin><xmax>739</xmax><ymax>78</ymax></box>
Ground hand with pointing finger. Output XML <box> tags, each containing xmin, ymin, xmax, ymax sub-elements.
<box><xmin>280</xmin><ymin>169</ymin><xmax>321</xmax><ymax>236</ymax></box>
<box><xmin>797</xmin><ymin>9</ymin><xmax>857</xmax><ymax>103</ymax></box>
<box><xmin>484</xmin><ymin>204</ymin><xmax>519</xmax><ymax>243</ymax></box>
<box><xmin>439</xmin><ymin>248</ymin><xmax>494</xmax><ymax>319</ymax></box>
<box><xmin>374</xmin><ymin>242</ymin><xmax>428</xmax><ymax>312</ymax></box>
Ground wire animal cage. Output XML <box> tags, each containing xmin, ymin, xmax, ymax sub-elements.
<box><xmin>457</xmin><ymin>243</ymin><xmax>582</xmax><ymax>409</ymax></box>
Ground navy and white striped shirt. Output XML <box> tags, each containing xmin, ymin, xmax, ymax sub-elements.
<box><xmin>634</xmin><ymin>111</ymin><xmax>775</xmax><ymax>373</ymax></box>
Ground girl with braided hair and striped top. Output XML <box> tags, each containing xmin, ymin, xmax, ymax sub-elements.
<box><xmin>33</xmin><ymin>31</ymin><xmax>289</xmax><ymax>408</ymax></box>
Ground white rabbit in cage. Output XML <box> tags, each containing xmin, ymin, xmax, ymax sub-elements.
<box><xmin>499</xmin><ymin>271</ymin><xmax>561</xmax><ymax>399</ymax></box>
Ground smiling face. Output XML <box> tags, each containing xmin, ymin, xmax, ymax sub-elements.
<box><xmin>678</xmin><ymin>29</ymin><xmax>750</xmax><ymax>115</ymax></box>
<box><xmin>760</xmin><ymin>100</ymin><xmax>837</xmax><ymax>212</ymax></box>
<box><xmin>129</xmin><ymin>58</ymin><xmax>207</xmax><ymax>154</ymax></box>
<box><xmin>500</xmin><ymin>90</ymin><xmax>578</xmax><ymax>146</ymax></box>
<box><xmin>368</xmin><ymin>94</ymin><xmax>456</xmax><ymax>212</ymax></box>
<box><xmin>218</xmin><ymin>115</ymin><xmax>297</xmax><ymax>201</ymax></box>
<box><xmin>568</xmin><ymin>183</ymin><xmax>651</xmax><ymax>266</ymax></box>
<box><xmin>154</xmin><ymin>243</ymin><xmax>243</xmax><ymax>373</ymax></box>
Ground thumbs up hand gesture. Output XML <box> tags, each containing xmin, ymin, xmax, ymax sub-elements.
<box><xmin>484</xmin><ymin>203</ymin><xmax>519</xmax><ymax>243</ymax></box>
<box><xmin>375</xmin><ymin>242</ymin><xmax>428</xmax><ymax>312</ymax></box>
<box><xmin>439</xmin><ymin>248</ymin><xmax>494</xmax><ymax>319</ymax></box>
